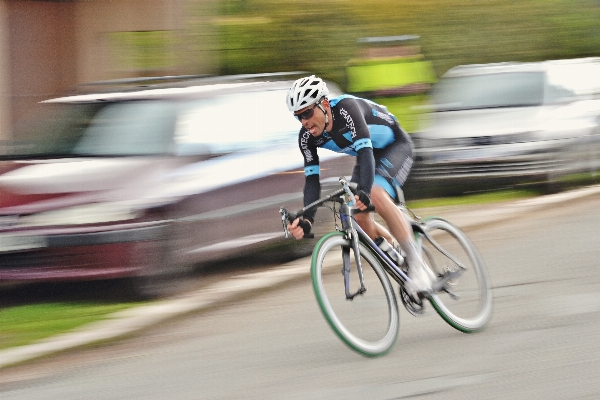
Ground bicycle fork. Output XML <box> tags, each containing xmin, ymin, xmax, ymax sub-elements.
<box><xmin>340</xmin><ymin>204</ymin><xmax>366</xmax><ymax>300</ymax></box>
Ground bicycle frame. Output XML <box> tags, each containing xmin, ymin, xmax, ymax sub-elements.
<box><xmin>339</xmin><ymin>204</ymin><xmax>411</xmax><ymax>299</ymax></box>
<box><xmin>280</xmin><ymin>177</ymin><xmax>467</xmax><ymax>299</ymax></box>
<box><xmin>281</xmin><ymin>177</ymin><xmax>412</xmax><ymax>299</ymax></box>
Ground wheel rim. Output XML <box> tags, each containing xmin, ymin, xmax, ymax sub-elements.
<box><xmin>311</xmin><ymin>233</ymin><xmax>399</xmax><ymax>356</ymax></box>
<box><xmin>422</xmin><ymin>219</ymin><xmax>493</xmax><ymax>332</ymax></box>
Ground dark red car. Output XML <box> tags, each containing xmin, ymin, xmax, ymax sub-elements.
<box><xmin>0</xmin><ymin>76</ymin><xmax>352</xmax><ymax>297</ymax></box>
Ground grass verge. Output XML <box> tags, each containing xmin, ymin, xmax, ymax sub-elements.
<box><xmin>407</xmin><ymin>188</ymin><xmax>541</xmax><ymax>209</ymax></box>
<box><xmin>0</xmin><ymin>302</ymin><xmax>141</xmax><ymax>350</ymax></box>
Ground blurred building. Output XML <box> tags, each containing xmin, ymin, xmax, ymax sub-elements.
<box><xmin>0</xmin><ymin>0</ymin><xmax>219</xmax><ymax>141</ymax></box>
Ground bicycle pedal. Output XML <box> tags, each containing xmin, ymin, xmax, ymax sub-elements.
<box><xmin>433</xmin><ymin>269</ymin><xmax>462</xmax><ymax>292</ymax></box>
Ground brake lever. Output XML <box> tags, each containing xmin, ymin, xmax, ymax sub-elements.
<box><xmin>280</xmin><ymin>206</ymin><xmax>300</xmax><ymax>239</ymax></box>
<box><xmin>279</xmin><ymin>207</ymin><xmax>290</xmax><ymax>239</ymax></box>
<box><xmin>338</xmin><ymin>177</ymin><xmax>355</xmax><ymax>207</ymax></box>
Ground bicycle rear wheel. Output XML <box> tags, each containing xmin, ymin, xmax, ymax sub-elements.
<box><xmin>311</xmin><ymin>232</ymin><xmax>399</xmax><ymax>357</ymax></box>
<box><xmin>420</xmin><ymin>218</ymin><xmax>493</xmax><ymax>332</ymax></box>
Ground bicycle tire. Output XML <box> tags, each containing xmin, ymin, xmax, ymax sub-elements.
<box><xmin>311</xmin><ymin>232</ymin><xmax>399</xmax><ymax>357</ymax></box>
<box><xmin>420</xmin><ymin>218</ymin><xmax>493</xmax><ymax>332</ymax></box>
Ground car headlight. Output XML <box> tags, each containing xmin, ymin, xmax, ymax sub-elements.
<box><xmin>18</xmin><ymin>203</ymin><xmax>143</xmax><ymax>227</ymax></box>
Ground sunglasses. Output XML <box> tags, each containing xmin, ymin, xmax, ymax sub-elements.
<box><xmin>294</xmin><ymin>103</ymin><xmax>319</xmax><ymax>121</ymax></box>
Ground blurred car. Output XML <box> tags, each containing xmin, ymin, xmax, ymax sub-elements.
<box><xmin>410</xmin><ymin>58</ymin><xmax>600</xmax><ymax>194</ymax></box>
<box><xmin>0</xmin><ymin>74</ymin><xmax>352</xmax><ymax>297</ymax></box>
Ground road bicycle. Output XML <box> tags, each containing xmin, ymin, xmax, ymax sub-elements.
<box><xmin>280</xmin><ymin>177</ymin><xmax>493</xmax><ymax>357</ymax></box>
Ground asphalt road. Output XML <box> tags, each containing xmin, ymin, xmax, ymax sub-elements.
<box><xmin>1</xmin><ymin>193</ymin><xmax>600</xmax><ymax>399</ymax></box>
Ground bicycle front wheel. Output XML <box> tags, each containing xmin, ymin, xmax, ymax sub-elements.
<box><xmin>420</xmin><ymin>218</ymin><xmax>493</xmax><ymax>332</ymax></box>
<box><xmin>311</xmin><ymin>232</ymin><xmax>399</xmax><ymax>357</ymax></box>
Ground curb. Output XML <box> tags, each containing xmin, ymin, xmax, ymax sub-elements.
<box><xmin>2</xmin><ymin>184</ymin><xmax>600</xmax><ymax>368</ymax></box>
<box><xmin>0</xmin><ymin>259</ymin><xmax>311</xmax><ymax>369</ymax></box>
<box><xmin>415</xmin><ymin>184</ymin><xmax>600</xmax><ymax>230</ymax></box>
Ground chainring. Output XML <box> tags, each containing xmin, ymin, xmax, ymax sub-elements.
<box><xmin>400</xmin><ymin>285</ymin><xmax>426</xmax><ymax>317</ymax></box>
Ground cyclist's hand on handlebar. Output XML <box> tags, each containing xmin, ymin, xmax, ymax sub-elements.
<box><xmin>287</xmin><ymin>218</ymin><xmax>312</xmax><ymax>240</ymax></box>
<box><xmin>354</xmin><ymin>190</ymin><xmax>371</xmax><ymax>211</ymax></box>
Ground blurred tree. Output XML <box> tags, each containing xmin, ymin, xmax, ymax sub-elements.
<box><xmin>212</xmin><ymin>0</ymin><xmax>600</xmax><ymax>88</ymax></box>
<box><xmin>216</xmin><ymin>1</ymin><xmax>359</xmax><ymax>87</ymax></box>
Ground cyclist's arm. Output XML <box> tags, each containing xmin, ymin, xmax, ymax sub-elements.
<box><xmin>355</xmin><ymin>147</ymin><xmax>375</xmax><ymax>195</ymax></box>
<box><xmin>339</xmin><ymin>98</ymin><xmax>376</xmax><ymax>195</ymax></box>
<box><xmin>286</xmin><ymin>168</ymin><xmax>317</xmax><ymax>239</ymax></box>
<box><xmin>303</xmin><ymin>174</ymin><xmax>320</xmax><ymax>224</ymax></box>
<box><xmin>299</xmin><ymin>130</ymin><xmax>321</xmax><ymax>224</ymax></box>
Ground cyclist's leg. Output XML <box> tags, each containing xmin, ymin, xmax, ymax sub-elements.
<box><xmin>369</xmin><ymin>186</ymin><xmax>411</xmax><ymax>246</ymax></box>
<box><xmin>349</xmin><ymin>164</ymin><xmax>394</xmax><ymax>242</ymax></box>
<box><xmin>370</xmin><ymin>140</ymin><xmax>415</xmax><ymax>252</ymax></box>
<box><xmin>371</xmin><ymin>142</ymin><xmax>436</xmax><ymax>295</ymax></box>
<box><xmin>353</xmin><ymin>209</ymin><xmax>393</xmax><ymax>242</ymax></box>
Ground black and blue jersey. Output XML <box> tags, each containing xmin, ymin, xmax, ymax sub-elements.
<box><xmin>298</xmin><ymin>95</ymin><xmax>414</xmax><ymax>222</ymax></box>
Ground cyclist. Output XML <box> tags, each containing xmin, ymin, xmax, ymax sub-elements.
<box><xmin>285</xmin><ymin>75</ymin><xmax>436</xmax><ymax>298</ymax></box>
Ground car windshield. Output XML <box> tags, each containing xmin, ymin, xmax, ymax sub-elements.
<box><xmin>2</xmin><ymin>87</ymin><xmax>300</xmax><ymax>159</ymax></box>
<box><xmin>4</xmin><ymin>100</ymin><xmax>177</xmax><ymax>158</ymax></box>
<box><xmin>545</xmin><ymin>62</ymin><xmax>600</xmax><ymax>100</ymax></box>
<box><xmin>431</xmin><ymin>72</ymin><xmax>545</xmax><ymax>111</ymax></box>
<box><xmin>174</xmin><ymin>89</ymin><xmax>299</xmax><ymax>155</ymax></box>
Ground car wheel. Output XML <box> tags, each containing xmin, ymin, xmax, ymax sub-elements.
<box><xmin>591</xmin><ymin>118</ymin><xmax>600</xmax><ymax>177</ymax></box>
<box><xmin>545</xmin><ymin>149</ymin><xmax>570</xmax><ymax>193</ymax></box>
<box><xmin>129</xmin><ymin>227</ymin><xmax>191</xmax><ymax>299</ymax></box>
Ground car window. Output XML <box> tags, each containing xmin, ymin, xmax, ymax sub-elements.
<box><xmin>7</xmin><ymin>102</ymin><xmax>103</xmax><ymax>157</ymax></box>
<box><xmin>175</xmin><ymin>89</ymin><xmax>299</xmax><ymax>155</ymax></box>
<box><xmin>74</xmin><ymin>101</ymin><xmax>177</xmax><ymax>155</ymax></box>
<box><xmin>432</xmin><ymin>72</ymin><xmax>545</xmax><ymax>111</ymax></box>
<box><xmin>6</xmin><ymin>100</ymin><xmax>177</xmax><ymax>158</ymax></box>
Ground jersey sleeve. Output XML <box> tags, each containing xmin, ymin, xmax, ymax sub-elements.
<box><xmin>338</xmin><ymin>97</ymin><xmax>373</xmax><ymax>143</ymax></box>
<box><xmin>338</xmin><ymin>98</ymin><xmax>376</xmax><ymax>194</ymax></box>
<box><xmin>355</xmin><ymin>147</ymin><xmax>375</xmax><ymax>194</ymax></box>
<box><xmin>303</xmin><ymin>175</ymin><xmax>320</xmax><ymax>223</ymax></box>
<box><xmin>298</xmin><ymin>130</ymin><xmax>321</xmax><ymax>223</ymax></box>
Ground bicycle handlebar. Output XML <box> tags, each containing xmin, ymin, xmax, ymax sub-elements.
<box><xmin>279</xmin><ymin>177</ymin><xmax>357</xmax><ymax>238</ymax></box>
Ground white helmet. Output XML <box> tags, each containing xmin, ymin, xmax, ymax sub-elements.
<box><xmin>286</xmin><ymin>75</ymin><xmax>329</xmax><ymax>112</ymax></box>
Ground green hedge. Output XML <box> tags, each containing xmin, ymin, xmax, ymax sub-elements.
<box><xmin>215</xmin><ymin>0</ymin><xmax>600</xmax><ymax>83</ymax></box>
<box><xmin>211</xmin><ymin>0</ymin><xmax>599</xmax><ymax>131</ymax></box>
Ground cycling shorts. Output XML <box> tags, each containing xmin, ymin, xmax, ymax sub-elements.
<box><xmin>350</xmin><ymin>139</ymin><xmax>413</xmax><ymax>202</ymax></box>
